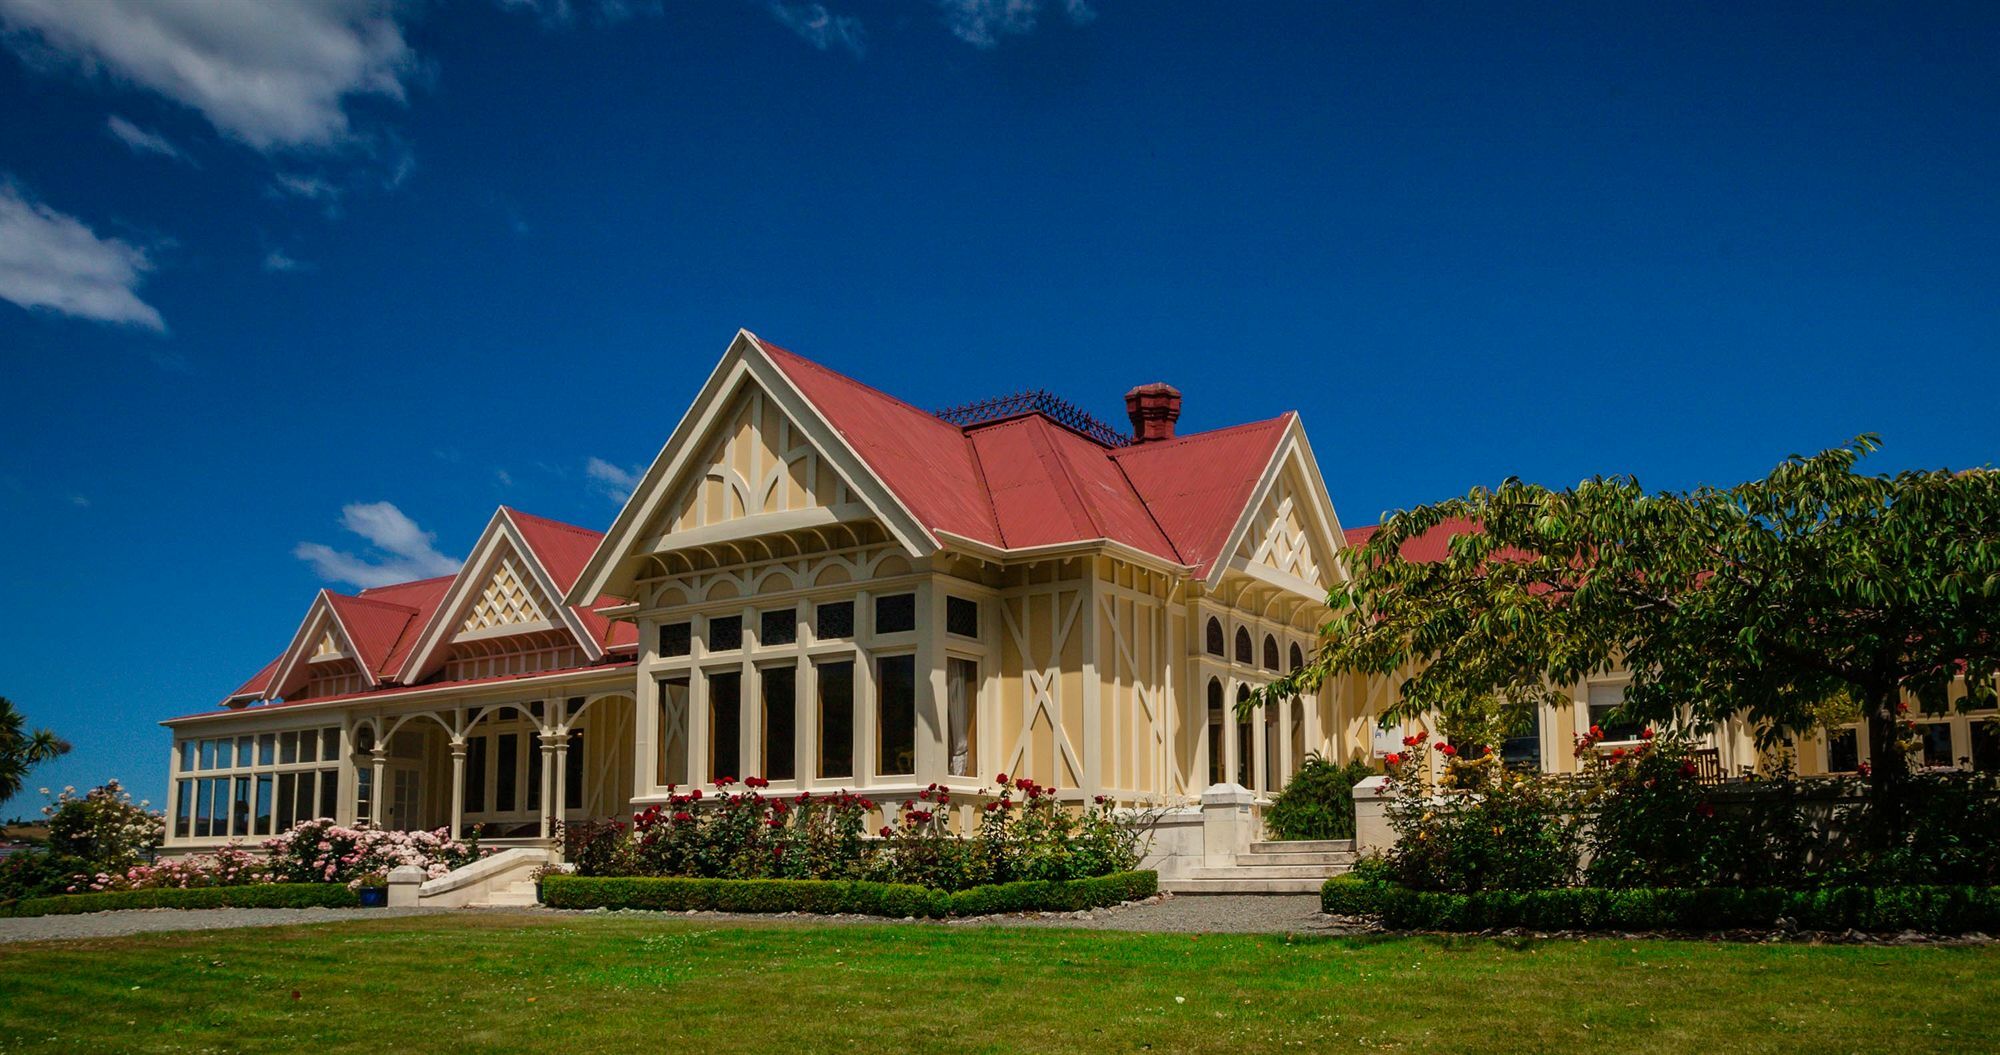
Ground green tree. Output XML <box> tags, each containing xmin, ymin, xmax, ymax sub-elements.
<box><xmin>1259</xmin><ymin>436</ymin><xmax>2000</xmax><ymax>841</ymax></box>
<box><xmin>0</xmin><ymin>697</ymin><xmax>70</xmax><ymax>806</ymax></box>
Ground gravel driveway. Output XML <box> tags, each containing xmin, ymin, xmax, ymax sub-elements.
<box><xmin>0</xmin><ymin>894</ymin><xmax>1351</xmax><ymax>944</ymax></box>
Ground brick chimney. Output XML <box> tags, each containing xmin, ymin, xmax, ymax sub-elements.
<box><xmin>1124</xmin><ymin>383</ymin><xmax>1182</xmax><ymax>444</ymax></box>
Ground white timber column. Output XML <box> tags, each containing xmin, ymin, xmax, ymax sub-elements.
<box><xmin>1278</xmin><ymin>695</ymin><xmax>1294</xmax><ymax>786</ymax></box>
<box><xmin>794</xmin><ymin>598</ymin><xmax>812</xmax><ymax>787</ymax></box>
<box><xmin>551</xmin><ymin>731</ymin><xmax>570</xmax><ymax>850</ymax></box>
<box><xmin>913</xmin><ymin>577</ymin><xmax>946</xmax><ymax>781</ymax></box>
<box><xmin>448</xmin><ymin>738</ymin><xmax>467</xmax><ymax>840</ymax></box>
<box><xmin>739</xmin><ymin>603</ymin><xmax>758</xmax><ymax>781</ymax></box>
<box><xmin>369</xmin><ymin>746</ymin><xmax>388</xmax><ymax>826</ymax></box>
<box><xmin>537</xmin><ymin>698</ymin><xmax>559</xmax><ymax>840</ymax></box>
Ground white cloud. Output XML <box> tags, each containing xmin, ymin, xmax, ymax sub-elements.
<box><xmin>498</xmin><ymin>0</ymin><xmax>663</xmax><ymax>27</ymax></box>
<box><xmin>768</xmin><ymin>3</ymin><xmax>865</xmax><ymax>57</ymax></box>
<box><xmin>271</xmin><ymin>173</ymin><xmax>342</xmax><ymax>201</ymax></box>
<box><xmin>105</xmin><ymin>114</ymin><xmax>192</xmax><ymax>164</ymax></box>
<box><xmin>294</xmin><ymin>500</ymin><xmax>461</xmax><ymax>589</ymax></box>
<box><xmin>935</xmin><ymin>0</ymin><xmax>1095</xmax><ymax>48</ymax></box>
<box><xmin>0</xmin><ymin>182</ymin><xmax>164</xmax><ymax>331</ymax></box>
<box><xmin>586</xmin><ymin>457</ymin><xmax>642</xmax><ymax>502</ymax></box>
<box><xmin>262</xmin><ymin>248</ymin><xmax>308</xmax><ymax>273</ymax></box>
<box><xmin>0</xmin><ymin>0</ymin><xmax>416</xmax><ymax>152</ymax></box>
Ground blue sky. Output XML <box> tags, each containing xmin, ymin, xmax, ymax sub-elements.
<box><xmin>2</xmin><ymin>1</ymin><xmax>1996</xmax><ymax>811</ymax></box>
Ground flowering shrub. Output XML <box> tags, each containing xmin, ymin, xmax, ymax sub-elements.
<box><xmin>1380</xmin><ymin>734</ymin><xmax>1580</xmax><ymax>893</ymax></box>
<box><xmin>42</xmin><ymin>781</ymin><xmax>162</xmax><ymax>874</ymax></box>
<box><xmin>67</xmin><ymin>845</ymin><xmax>269</xmax><ymax>894</ymax></box>
<box><xmin>566</xmin><ymin>774</ymin><xmax>1147</xmax><ymax>892</ymax></box>
<box><xmin>1264</xmin><ymin>754</ymin><xmax>1376</xmax><ymax>840</ymax></box>
<box><xmin>263</xmin><ymin>818</ymin><xmax>484</xmax><ymax>889</ymax></box>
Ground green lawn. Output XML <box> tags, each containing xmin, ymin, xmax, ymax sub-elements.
<box><xmin>1</xmin><ymin>914</ymin><xmax>1995</xmax><ymax>1054</ymax></box>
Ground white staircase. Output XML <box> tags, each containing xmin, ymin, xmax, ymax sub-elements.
<box><xmin>469</xmin><ymin>876</ymin><xmax>540</xmax><ymax>908</ymax></box>
<box><xmin>1160</xmin><ymin>838</ymin><xmax>1357</xmax><ymax>894</ymax></box>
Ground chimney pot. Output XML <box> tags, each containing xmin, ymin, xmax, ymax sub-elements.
<box><xmin>1124</xmin><ymin>382</ymin><xmax>1182</xmax><ymax>443</ymax></box>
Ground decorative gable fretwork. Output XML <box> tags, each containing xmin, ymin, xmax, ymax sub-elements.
<box><xmin>460</xmin><ymin>557</ymin><xmax>551</xmax><ymax>634</ymax></box>
<box><xmin>312</xmin><ymin>630</ymin><xmax>343</xmax><ymax>658</ymax></box>
<box><xmin>664</xmin><ymin>389</ymin><xmax>856</xmax><ymax>534</ymax></box>
<box><xmin>1240</xmin><ymin>470</ymin><xmax>1327</xmax><ymax>589</ymax></box>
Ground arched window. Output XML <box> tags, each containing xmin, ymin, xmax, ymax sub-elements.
<box><xmin>1289</xmin><ymin>642</ymin><xmax>1304</xmax><ymax>673</ymax></box>
<box><xmin>1235</xmin><ymin>684</ymin><xmax>1255</xmax><ymax>787</ymax></box>
<box><xmin>1205</xmin><ymin>617</ymin><xmax>1225</xmax><ymax>657</ymax></box>
<box><xmin>1262</xmin><ymin>634</ymin><xmax>1280</xmax><ymax>671</ymax></box>
<box><xmin>1234</xmin><ymin>626</ymin><xmax>1253</xmax><ymax>665</ymax></box>
<box><xmin>1206</xmin><ymin>678</ymin><xmax>1225</xmax><ymax>786</ymax></box>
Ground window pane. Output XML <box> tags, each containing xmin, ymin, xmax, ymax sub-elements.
<box><xmin>1235</xmin><ymin>686</ymin><xmax>1254</xmax><ymax>786</ymax></box>
<box><xmin>1921</xmin><ymin>723</ymin><xmax>1954</xmax><ymax>768</ymax></box>
<box><xmin>237</xmin><ymin>736</ymin><xmax>254</xmax><ymax>768</ymax></box>
<box><xmin>356</xmin><ymin>768</ymin><xmax>374</xmax><ymax>826</ymax></box>
<box><xmin>815</xmin><ymin>601</ymin><xmax>854</xmax><ymax>640</ymax></box>
<box><xmin>1234</xmin><ymin>627</ymin><xmax>1253</xmax><ymax>665</ymax></box>
<box><xmin>763</xmin><ymin>666</ymin><xmax>797</xmax><ymax>781</ymax></box>
<box><xmin>1973</xmin><ymin>721</ymin><xmax>2000</xmax><ymax>774</ymax></box>
<box><xmin>1207</xmin><ymin>680</ymin><xmax>1225</xmax><ymax>786</ymax></box>
<box><xmin>1262</xmin><ymin>636</ymin><xmax>1280</xmax><ymax>671</ymax></box>
<box><xmin>1205</xmin><ymin>618</ymin><xmax>1225</xmax><ymax>657</ymax></box>
<box><xmin>200</xmin><ymin>739</ymin><xmax>217</xmax><ymax>770</ymax></box>
<box><xmin>321</xmin><ymin>770</ymin><xmax>340</xmax><ymax>821</ymax></box>
<box><xmin>818</xmin><ymin>661</ymin><xmax>855</xmax><ymax>779</ymax></box>
<box><xmin>1502</xmin><ymin>708</ymin><xmax>1543</xmax><ymax>771</ymax></box>
<box><xmin>175</xmin><ymin>780</ymin><xmax>193</xmax><ymax>839</ymax></box>
<box><xmin>211</xmin><ymin>779</ymin><xmax>232</xmax><ymax>832</ymax></box>
<box><xmin>660</xmin><ymin>621</ymin><xmax>692</xmax><ymax>658</ymax></box>
<box><xmin>465</xmin><ymin>737</ymin><xmax>487</xmax><ymax>813</ymax></box>
<box><xmin>760</xmin><ymin>609</ymin><xmax>797</xmax><ymax>647</ymax></box>
<box><xmin>299</xmin><ymin>729</ymin><xmax>319</xmax><ymax>763</ymax></box>
<box><xmin>233</xmin><ymin>776</ymin><xmax>252</xmax><ymax>836</ymax></box>
<box><xmin>946</xmin><ymin>596</ymin><xmax>979</xmax><ymax>638</ymax></box>
<box><xmin>947</xmin><ymin>658</ymin><xmax>977</xmax><ymax>777</ymax></box>
<box><xmin>659</xmin><ymin>678</ymin><xmax>690</xmax><ymax>786</ymax></box>
<box><xmin>709</xmin><ymin>615</ymin><xmax>743</xmax><ymax>652</ymax></box>
<box><xmin>1586</xmin><ymin>683</ymin><xmax>1644</xmax><ymax>742</ymax></box>
<box><xmin>180</xmin><ymin>740</ymin><xmax>195</xmax><ymax>773</ymax></box>
<box><xmin>276</xmin><ymin>773</ymin><xmax>296</xmax><ymax>830</ymax></box>
<box><xmin>528</xmin><ymin>735</ymin><xmax>544</xmax><ymax>811</ymax></box>
<box><xmin>710</xmin><ymin>671</ymin><xmax>743</xmax><ymax>780</ymax></box>
<box><xmin>878</xmin><ymin>655</ymin><xmax>916</xmax><ymax>776</ymax></box>
<box><xmin>1827</xmin><ymin>728</ymin><xmax>1860</xmax><ymax>773</ymax></box>
<box><xmin>875</xmin><ymin>594</ymin><xmax>916</xmax><ymax>635</ymax></box>
<box><xmin>258</xmin><ymin>733</ymin><xmax>276</xmax><ymax>766</ymax></box>
<box><xmin>255</xmin><ymin>774</ymin><xmax>274</xmax><ymax>835</ymax></box>
<box><xmin>279</xmin><ymin>732</ymin><xmax>298</xmax><ymax>765</ymax></box>
<box><xmin>496</xmin><ymin>734</ymin><xmax>519</xmax><ymax>812</ymax></box>
<box><xmin>322</xmin><ymin>729</ymin><xmax>340</xmax><ymax>762</ymax></box>
<box><xmin>1289</xmin><ymin>643</ymin><xmax>1304</xmax><ymax>672</ymax></box>
<box><xmin>194</xmin><ymin>778</ymin><xmax>212</xmax><ymax>838</ymax></box>
<box><xmin>565</xmin><ymin>730</ymin><xmax>585</xmax><ymax>807</ymax></box>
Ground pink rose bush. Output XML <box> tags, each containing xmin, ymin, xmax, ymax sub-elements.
<box><xmin>71</xmin><ymin>819</ymin><xmax>486</xmax><ymax>894</ymax></box>
<box><xmin>263</xmin><ymin>818</ymin><xmax>485</xmax><ymax>889</ymax></box>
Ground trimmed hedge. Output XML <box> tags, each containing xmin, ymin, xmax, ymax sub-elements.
<box><xmin>3</xmin><ymin>883</ymin><xmax>360</xmax><ymax>918</ymax></box>
<box><xmin>1319</xmin><ymin>875</ymin><xmax>2000</xmax><ymax>934</ymax></box>
<box><xmin>541</xmin><ymin>870</ymin><xmax>1157</xmax><ymax>917</ymax></box>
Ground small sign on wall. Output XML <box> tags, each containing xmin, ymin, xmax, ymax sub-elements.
<box><xmin>1371</xmin><ymin>721</ymin><xmax>1405</xmax><ymax>757</ymax></box>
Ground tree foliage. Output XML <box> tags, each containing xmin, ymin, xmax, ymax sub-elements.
<box><xmin>1261</xmin><ymin>436</ymin><xmax>2000</xmax><ymax>809</ymax></box>
<box><xmin>0</xmin><ymin>697</ymin><xmax>69</xmax><ymax>806</ymax></box>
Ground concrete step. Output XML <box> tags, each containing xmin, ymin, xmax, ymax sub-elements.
<box><xmin>1184</xmin><ymin>864</ymin><xmax>1343</xmax><ymax>881</ymax></box>
<box><xmin>1159</xmin><ymin>877</ymin><xmax>1331</xmax><ymax>895</ymax></box>
<box><xmin>1247</xmin><ymin>839</ymin><xmax>1356</xmax><ymax>855</ymax></box>
<box><xmin>1236</xmin><ymin>851</ymin><xmax>1355</xmax><ymax>868</ymax></box>
<box><xmin>470</xmin><ymin>880</ymin><xmax>540</xmax><ymax>909</ymax></box>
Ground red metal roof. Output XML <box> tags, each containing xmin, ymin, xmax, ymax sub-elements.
<box><xmin>762</xmin><ymin>340</ymin><xmax>1289</xmax><ymax>574</ymax></box>
<box><xmin>355</xmin><ymin>575</ymin><xmax>454</xmax><ymax>679</ymax></box>
<box><xmin>1111</xmin><ymin>415</ymin><xmax>1293</xmax><ymax>575</ymax></box>
<box><xmin>1342</xmin><ymin>517</ymin><xmax>1484</xmax><ymax>564</ymax></box>
<box><xmin>504</xmin><ymin>507</ymin><xmax>638</xmax><ymax>650</ymax></box>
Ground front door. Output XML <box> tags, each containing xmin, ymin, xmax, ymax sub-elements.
<box><xmin>387</xmin><ymin>765</ymin><xmax>422</xmax><ymax>830</ymax></box>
